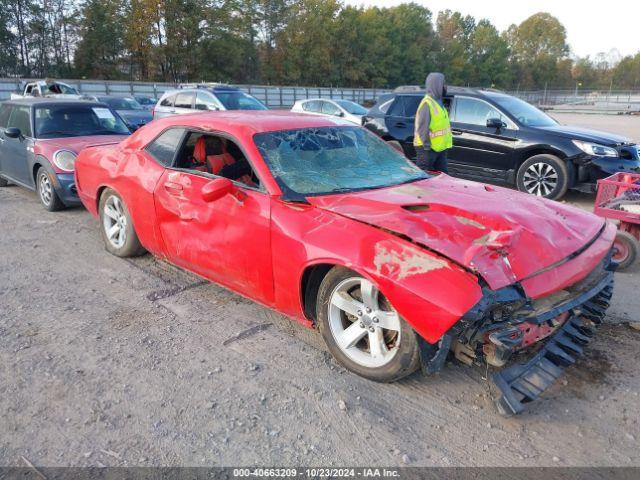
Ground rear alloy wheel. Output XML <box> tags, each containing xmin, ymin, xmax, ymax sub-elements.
<box><xmin>612</xmin><ymin>230</ymin><xmax>639</xmax><ymax>270</ymax></box>
<box><xmin>99</xmin><ymin>188</ymin><xmax>146</xmax><ymax>257</ymax></box>
<box><xmin>317</xmin><ymin>267</ymin><xmax>420</xmax><ymax>382</ymax></box>
<box><xmin>36</xmin><ymin>167</ymin><xmax>64</xmax><ymax>211</ymax></box>
<box><xmin>516</xmin><ymin>154</ymin><xmax>569</xmax><ymax>200</ymax></box>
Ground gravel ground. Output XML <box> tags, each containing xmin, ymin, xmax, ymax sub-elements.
<box><xmin>1</xmin><ymin>182</ymin><xmax>640</xmax><ymax>468</ymax></box>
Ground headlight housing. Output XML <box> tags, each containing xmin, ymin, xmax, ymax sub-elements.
<box><xmin>52</xmin><ymin>150</ymin><xmax>77</xmax><ymax>172</ymax></box>
<box><xmin>572</xmin><ymin>140</ymin><xmax>618</xmax><ymax>157</ymax></box>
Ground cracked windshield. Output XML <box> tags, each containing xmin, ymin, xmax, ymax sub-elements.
<box><xmin>254</xmin><ymin>126</ymin><xmax>428</xmax><ymax>197</ymax></box>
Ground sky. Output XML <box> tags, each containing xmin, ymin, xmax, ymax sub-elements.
<box><xmin>343</xmin><ymin>0</ymin><xmax>640</xmax><ymax>58</ymax></box>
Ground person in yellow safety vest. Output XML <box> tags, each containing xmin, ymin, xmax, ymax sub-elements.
<box><xmin>413</xmin><ymin>72</ymin><xmax>453</xmax><ymax>173</ymax></box>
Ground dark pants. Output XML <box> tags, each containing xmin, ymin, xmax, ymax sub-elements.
<box><xmin>414</xmin><ymin>147</ymin><xmax>449</xmax><ymax>174</ymax></box>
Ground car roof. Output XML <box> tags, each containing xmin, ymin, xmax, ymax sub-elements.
<box><xmin>391</xmin><ymin>86</ymin><xmax>479</xmax><ymax>96</ymax></box>
<box><xmin>2</xmin><ymin>98</ymin><xmax>107</xmax><ymax>108</ymax></box>
<box><xmin>371</xmin><ymin>86</ymin><xmax>502</xmax><ymax>108</ymax></box>
<box><xmin>125</xmin><ymin>110</ymin><xmax>354</xmax><ymax>147</ymax></box>
<box><xmin>163</xmin><ymin>86</ymin><xmax>242</xmax><ymax>96</ymax></box>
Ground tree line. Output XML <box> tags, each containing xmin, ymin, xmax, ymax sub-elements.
<box><xmin>1</xmin><ymin>0</ymin><xmax>639</xmax><ymax>91</ymax></box>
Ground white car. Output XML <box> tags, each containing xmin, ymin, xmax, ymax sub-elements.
<box><xmin>11</xmin><ymin>80</ymin><xmax>82</xmax><ymax>100</ymax></box>
<box><xmin>153</xmin><ymin>84</ymin><xmax>267</xmax><ymax>119</ymax></box>
<box><xmin>291</xmin><ymin>98</ymin><xmax>368</xmax><ymax>125</ymax></box>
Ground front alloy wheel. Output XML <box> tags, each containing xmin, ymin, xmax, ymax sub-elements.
<box><xmin>36</xmin><ymin>167</ymin><xmax>64</xmax><ymax>211</ymax></box>
<box><xmin>516</xmin><ymin>154</ymin><xmax>569</xmax><ymax>200</ymax></box>
<box><xmin>317</xmin><ymin>267</ymin><xmax>420</xmax><ymax>382</ymax></box>
<box><xmin>522</xmin><ymin>162</ymin><xmax>558</xmax><ymax>197</ymax></box>
<box><xmin>328</xmin><ymin>277</ymin><xmax>401</xmax><ymax>368</ymax></box>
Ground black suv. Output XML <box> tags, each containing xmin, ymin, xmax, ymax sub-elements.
<box><xmin>363</xmin><ymin>87</ymin><xmax>640</xmax><ymax>199</ymax></box>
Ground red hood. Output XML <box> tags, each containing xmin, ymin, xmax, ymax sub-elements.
<box><xmin>307</xmin><ymin>176</ymin><xmax>605</xmax><ymax>290</ymax></box>
<box><xmin>35</xmin><ymin>135</ymin><xmax>127</xmax><ymax>155</ymax></box>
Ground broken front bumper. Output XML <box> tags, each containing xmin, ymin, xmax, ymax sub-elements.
<box><xmin>428</xmin><ymin>247</ymin><xmax>617</xmax><ymax>415</ymax></box>
<box><xmin>493</xmin><ymin>273</ymin><xmax>613</xmax><ymax>415</ymax></box>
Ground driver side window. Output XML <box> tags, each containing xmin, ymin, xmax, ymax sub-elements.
<box><xmin>453</xmin><ymin>97</ymin><xmax>505</xmax><ymax>127</ymax></box>
<box><xmin>173</xmin><ymin>131</ymin><xmax>261</xmax><ymax>189</ymax></box>
<box><xmin>8</xmin><ymin>106</ymin><xmax>32</xmax><ymax>137</ymax></box>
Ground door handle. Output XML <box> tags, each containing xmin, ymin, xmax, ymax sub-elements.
<box><xmin>394</xmin><ymin>122</ymin><xmax>407</xmax><ymax>128</ymax></box>
<box><xmin>452</xmin><ymin>129</ymin><xmax>463</xmax><ymax>136</ymax></box>
<box><xmin>164</xmin><ymin>182</ymin><xmax>183</xmax><ymax>194</ymax></box>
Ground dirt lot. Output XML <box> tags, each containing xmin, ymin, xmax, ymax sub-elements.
<box><xmin>1</xmin><ymin>184</ymin><xmax>640</xmax><ymax>467</ymax></box>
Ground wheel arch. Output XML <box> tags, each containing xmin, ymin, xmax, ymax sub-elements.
<box><xmin>300</xmin><ymin>261</ymin><xmax>376</xmax><ymax>324</ymax></box>
<box><xmin>517</xmin><ymin>146</ymin><xmax>568</xmax><ymax>169</ymax></box>
<box><xmin>32</xmin><ymin>153</ymin><xmax>51</xmax><ymax>182</ymax></box>
<box><xmin>96</xmin><ymin>184</ymin><xmax>110</xmax><ymax>212</ymax></box>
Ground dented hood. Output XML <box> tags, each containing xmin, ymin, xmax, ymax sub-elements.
<box><xmin>307</xmin><ymin>176</ymin><xmax>606</xmax><ymax>290</ymax></box>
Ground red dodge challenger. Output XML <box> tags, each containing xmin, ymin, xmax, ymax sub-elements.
<box><xmin>75</xmin><ymin>111</ymin><xmax>616</xmax><ymax>415</ymax></box>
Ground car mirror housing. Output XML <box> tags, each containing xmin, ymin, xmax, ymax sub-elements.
<box><xmin>486</xmin><ymin>118</ymin><xmax>506</xmax><ymax>130</ymax></box>
<box><xmin>202</xmin><ymin>177</ymin><xmax>235</xmax><ymax>202</ymax></box>
<box><xmin>5</xmin><ymin>127</ymin><xmax>21</xmax><ymax>139</ymax></box>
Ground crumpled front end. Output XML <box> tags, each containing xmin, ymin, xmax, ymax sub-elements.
<box><xmin>430</xmin><ymin>225</ymin><xmax>617</xmax><ymax>415</ymax></box>
<box><xmin>573</xmin><ymin>143</ymin><xmax>640</xmax><ymax>189</ymax></box>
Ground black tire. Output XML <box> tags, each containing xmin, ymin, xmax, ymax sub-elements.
<box><xmin>0</xmin><ymin>176</ymin><xmax>8</xmax><ymax>187</ymax></box>
<box><xmin>386</xmin><ymin>140</ymin><xmax>404</xmax><ymax>154</ymax></box>
<box><xmin>316</xmin><ymin>266</ymin><xmax>420</xmax><ymax>382</ymax></box>
<box><xmin>516</xmin><ymin>154</ymin><xmax>569</xmax><ymax>200</ymax></box>
<box><xmin>612</xmin><ymin>230</ymin><xmax>639</xmax><ymax>270</ymax></box>
<box><xmin>36</xmin><ymin>167</ymin><xmax>65</xmax><ymax>211</ymax></box>
<box><xmin>98</xmin><ymin>188</ymin><xmax>147</xmax><ymax>257</ymax></box>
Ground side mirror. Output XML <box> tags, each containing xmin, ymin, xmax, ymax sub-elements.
<box><xmin>337</xmin><ymin>111</ymin><xmax>345</xmax><ymax>117</ymax></box>
<box><xmin>195</xmin><ymin>104</ymin><xmax>208</xmax><ymax>111</ymax></box>
<box><xmin>5</xmin><ymin>127</ymin><xmax>21</xmax><ymax>139</ymax></box>
<box><xmin>486</xmin><ymin>118</ymin><xmax>506</xmax><ymax>130</ymax></box>
<box><xmin>202</xmin><ymin>177</ymin><xmax>234</xmax><ymax>203</ymax></box>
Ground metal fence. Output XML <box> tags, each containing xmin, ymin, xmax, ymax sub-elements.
<box><xmin>3</xmin><ymin>78</ymin><xmax>639</xmax><ymax>113</ymax></box>
<box><xmin>0</xmin><ymin>78</ymin><xmax>392</xmax><ymax>108</ymax></box>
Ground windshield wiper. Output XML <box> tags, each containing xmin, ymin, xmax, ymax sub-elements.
<box><xmin>38</xmin><ymin>131</ymin><xmax>76</xmax><ymax>137</ymax></box>
<box><xmin>88</xmin><ymin>130</ymin><xmax>125</xmax><ymax>135</ymax></box>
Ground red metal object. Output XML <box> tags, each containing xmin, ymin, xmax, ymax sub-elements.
<box><xmin>594</xmin><ymin>172</ymin><xmax>640</xmax><ymax>225</ymax></box>
<box><xmin>594</xmin><ymin>172</ymin><xmax>640</xmax><ymax>267</ymax></box>
<box><xmin>74</xmin><ymin>111</ymin><xmax>616</xmax><ymax>346</ymax></box>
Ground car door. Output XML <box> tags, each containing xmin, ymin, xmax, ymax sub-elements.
<box><xmin>302</xmin><ymin>100</ymin><xmax>322</xmax><ymax>116</ymax></box>
<box><xmin>448</xmin><ymin>96</ymin><xmax>518</xmax><ymax>180</ymax></box>
<box><xmin>385</xmin><ymin>95</ymin><xmax>422</xmax><ymax>157</ymax></box>
<box><xmin>0</xmin><ymin>104</ymin><xmax>14</xmax><ymax>178</ymax></box>
<box><xmin>195</xmin><ymin>91</ymin><xmax>222</xmax><ymax>112</ymax></box>
<box><xmin>173</xmin><ymin>92</ymin><xmax>195</xmax><ymax>115</ymax></box>
<box><xmin>2</xmin><ymin>105</ymin><xmax>34</xmax><ymax>186</ymax></box>
<box><xmin>154</xmin><ymin>93</ymin><xmax>176</xmax><ymax>119</ymax></box>
<box><xmin>321</xmin><ymin>100</ymin><xmax>342</xmax><ymax>118</ymax></box>
<box><xmin>152</xmin><ymin>130</ymin><xmax>274</xmax><ymax>305</ymax></box>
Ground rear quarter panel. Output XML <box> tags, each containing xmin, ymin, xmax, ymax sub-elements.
<box><xmin>75</xmin><ymin>144</ymin><xmax>167</xmax><ymax>255</ymax></box>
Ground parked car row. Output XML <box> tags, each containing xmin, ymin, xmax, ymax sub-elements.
<box><xmin>0</xmin><ymin>99</ymin><xmax>619</xmax><ymax>415</ymax></box>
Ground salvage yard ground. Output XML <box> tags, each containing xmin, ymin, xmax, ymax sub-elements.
<box><xmin>1</xmin><ymin>116</ymin><xmax>640</xmax><ymax>467</ymax></box>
